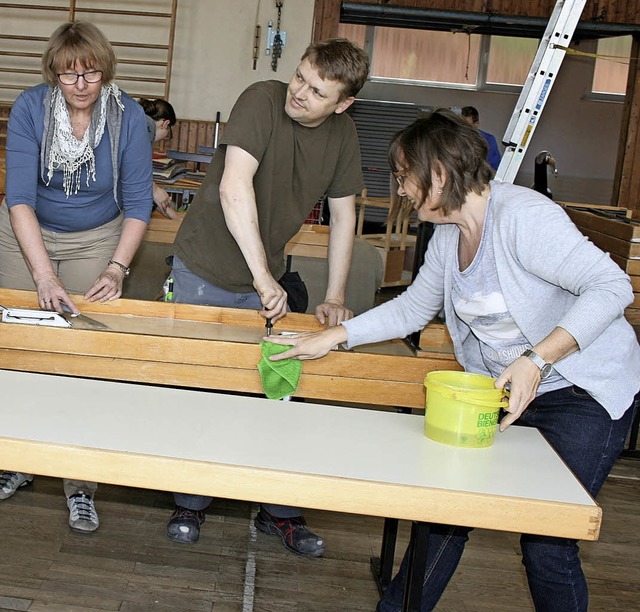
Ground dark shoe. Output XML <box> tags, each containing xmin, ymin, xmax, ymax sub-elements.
<box><xmin>254</xmin><ymin>508</ymin><xmax>325</xmax><ymax>557</ymax></box>
<box><xmin>166</xmin><ymin>506</ymin><xmax>205</xmax><ymax>543</ymax></box>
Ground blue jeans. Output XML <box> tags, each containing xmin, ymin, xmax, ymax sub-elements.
<box><xmin>169</xmin><ymin>255</ymin><xmax>301</xmax><ymax>519</ymax></box>
<box><xmin>378</xmin><ymin>385</ymin><xmax>638</xmax><ymax>612</ymax></box>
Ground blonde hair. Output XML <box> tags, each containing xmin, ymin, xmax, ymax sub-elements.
<box><xmin>41</xmin><ymin>21</ymin><xmax>117</xmax><ymax>86</ymax></box>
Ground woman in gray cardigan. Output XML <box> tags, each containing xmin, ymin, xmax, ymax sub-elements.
<box><xmin>265</xmin><ymin>109</ymin><xmax>640</xmax><ymax>612</ymax></box>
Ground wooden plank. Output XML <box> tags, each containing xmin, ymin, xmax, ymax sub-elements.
<box><xmin>0</xmin><ymin>288</ymin><xmax>460</xmax><ymax>411</ymax></box>
<box><xmin>564</xmin><ymin>207</ymin><xmax>640</xmax><ymax>242</ymax></box>
<box><xmin>631</xmin><ymin>275</ymin><xmax>640</xmax><ymax>292</ymax></box>
<box><xmin>624</xmin><ymin>307</ymin><xmax>640</xmax><ymax>324</ymax></box>
<box><xmin>579</xmin><ymin>227</ymin><xmax>640</xmax><ymax>259</ymax></box>
<box><xmin>283</xmin><ymin>224</ymin><xmax>330</xmax><ymax>258</ymax></box>
<box><xmin>419</xmin><ymin>322</ymin><xmax>454</xmax><ymax>353</ymax></box>
<box><xmin>610</xmin><ymin>253</ymin><xmax>640</xmax><ymax>274</ymax></box>
<box><xmin>0</xmin><ymin>287</ymin><xmax>323</xmax><ymax>329</ymax></box>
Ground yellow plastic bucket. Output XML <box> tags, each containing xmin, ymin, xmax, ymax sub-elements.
<box><xmin>424</xmin><ymin>371</ymin><xmax>508</xmax><ymax>448</ymax></box>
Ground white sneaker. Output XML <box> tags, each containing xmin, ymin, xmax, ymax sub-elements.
<box><xmin>0</xmin><ymin>471</ymin><xmax>34</xmax><ymax>500</ymax></box>
<box><xmin>67</xmin><ymin>491</ymin><xmax>99</xmax><ymax>533</ymax></box>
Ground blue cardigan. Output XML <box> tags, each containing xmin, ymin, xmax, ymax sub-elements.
<box><xmin>343</xmin><ymin>181</ymin><xmax>640</xmax><ymax>418</ymax></box>
<box><xmin>6</xmin><ymin>83</ymin><xmax>153</xmax><ymax>232</ymax></box>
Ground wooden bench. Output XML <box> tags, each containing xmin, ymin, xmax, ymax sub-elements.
<box><xmin>0</xmin><ymin>369</ymin><xmax>601</xmax><ymax>611</ymax></box>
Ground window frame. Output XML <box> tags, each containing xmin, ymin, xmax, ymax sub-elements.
<box><xmin>354</xmin><ymin>24</ymin><xmax>539</xmax><ymax>94</ymax></box>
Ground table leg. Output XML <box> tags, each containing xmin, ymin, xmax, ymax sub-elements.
<box><xmin>370</xmin><ymin>517</ymin><xmax>399</xmax><ymax>596</ymax></box>
<box><xmin>402</xmin><ymin>521</ymin><xmax>430</xmax><ymax>612</ymax></box>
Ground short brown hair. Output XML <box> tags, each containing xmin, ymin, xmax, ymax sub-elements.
<box><xmin>388</xmin><ymin>108</ymin><xmax>493</xmax><ymax>217</ymax></box>
<box><xmin>42</xmin><ymin>21</ymin><xmax>117</xmax><ymax>86</ymax></box>
<box><xmin>301</xmin><ymin>39</ymin><xmax>369</xmax><ymax>99</ymax></box>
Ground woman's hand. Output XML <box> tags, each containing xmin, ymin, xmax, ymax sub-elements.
<box><xmin>36</xmin><ymin>272</ymin><xmax>77</xmax><ymax>314</ymax></box>
<box><xmin>263</xmin><ymin>325</ymin><xmax>349</xmax><ymax>361</ymax></box>
<box><xmin>153</xmin><ymin>184</ymin><xmax>177</xmax><ymax>219</ymax></box>
<box><xmin>84</xmin><ymin>265</ymin><xmax>125</xmax><ymax>302</ymax></box>
<box><xmin>494</xmin><ymin>356</ymin><xmax>542</xmax><ymax>431</ymax></box>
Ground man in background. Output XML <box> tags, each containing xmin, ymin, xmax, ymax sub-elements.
<box><xmin>462</xmin><ymin>106</ymin><xmax>502</xmax><ymax>171</ymax></box>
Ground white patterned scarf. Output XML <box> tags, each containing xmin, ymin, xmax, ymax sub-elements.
<box><xmin>41</xmin><ymin>83</ymin><xmax>125</xmax><ymax>205</ymax></box>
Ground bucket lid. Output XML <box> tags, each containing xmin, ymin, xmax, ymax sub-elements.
<box><xmin>425</xmin><ymin>370</ymin><xmax>505</xmax><ymax>402</ymax></box>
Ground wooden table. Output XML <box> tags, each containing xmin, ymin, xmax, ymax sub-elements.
<box><xmin>0</xmin><ymin>288</ymin><xmax>460</xmax><ymax>411</ymax></box>
<box><xmin>0</xmin><ymin>369</ymin><xmax>600</xmax><ymax>611</ymax></box>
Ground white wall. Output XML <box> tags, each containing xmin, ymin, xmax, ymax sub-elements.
<box><xmin>169</xmin><ymin>0</ymin><xmax>315</xmax><ymax>122</ymax></box>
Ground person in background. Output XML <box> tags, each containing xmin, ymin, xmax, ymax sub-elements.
<box><xmin>139</xmin><ymin>97</ymin><xmax>177</xmax><ymax>219</ymax></box>
<box><xmin>264</xmin><ymin>109</ymin><xmax>640</xmax><ymax>611</ymax></box>
<box><xmin>165</xmin><ymin>39</ymin><xmax>369</xmax><ymax>558</ymax></box>
<box><xmin>0</xmin><ymin>21</ymin><xmax>153</xmax><ymax>533</ymax></box>
<box><xmin>461</xmin><ymin>105</ymin><xmax>502</xmax><ymax>171</ymax></box>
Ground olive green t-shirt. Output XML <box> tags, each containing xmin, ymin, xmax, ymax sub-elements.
<box><xmin>174</xmin><ymin>80</ymin><xmax>364</xmax><ymax>292</ymax></box>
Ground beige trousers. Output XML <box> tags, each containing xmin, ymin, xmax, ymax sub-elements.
<box><xmin>0</xmin><ymin>200</ymin><xmax>123</xmax><ymax>498</ymax></box>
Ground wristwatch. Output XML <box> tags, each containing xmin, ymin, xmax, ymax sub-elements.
<box><xmin>522</xmin><ymin>349</ymin><xmax>553</xmax><ymax>379</ymax></box>
<box><xmin>108</xmin><ymin>259</ymin><xmax>130</xmax><ymax>278</ymax></box>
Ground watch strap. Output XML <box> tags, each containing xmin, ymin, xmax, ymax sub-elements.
<box><xmin>522</xmin><ymin>349</ymin><xmax>553</xmax><ymax>379</ymax></box>
<box><xmin>108</xmin><ymin>259</ymin><xmax>130</xmax><ymax>277</ymax></box>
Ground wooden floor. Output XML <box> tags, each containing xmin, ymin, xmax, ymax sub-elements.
<box><xmin>0</xmin><ymin>457</ymin><xmax>637</xmax><ymax>611</ymax></box>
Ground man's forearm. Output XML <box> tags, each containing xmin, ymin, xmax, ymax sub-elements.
<box><xmin>324</xmin><ymin>197</ymin><xmax>356</xmax><ymax>304</ymax></box>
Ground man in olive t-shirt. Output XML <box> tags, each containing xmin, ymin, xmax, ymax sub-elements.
<box><xmin>167</xmin><ymin>39</ymin><xmax>370</xmax><ymax>558</ymax></box>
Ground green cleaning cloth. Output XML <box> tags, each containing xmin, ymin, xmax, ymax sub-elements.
<box><xmin>258</xmin><ymin>341</ymin><xmax>302</xmax><ymax>400</ymax></box>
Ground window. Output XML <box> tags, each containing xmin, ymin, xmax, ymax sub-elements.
<box><xmin>592</xmin><ymin>36</ymin><xmax>632</xmax><ymax>96</ymax></box>
<box><xmin>371</xmin><ymin>27</ymin><xmax>480</xmax><ymax>86</ymax></box>
<box><xmin>486</xmin><ymin>36</ymin><xmax>539</xmax><ymax>86</ymax></box>
<box><xmin>337</xmin><ymin>23</ymin><xmax>538</xmax><ymax>91</ymax></box>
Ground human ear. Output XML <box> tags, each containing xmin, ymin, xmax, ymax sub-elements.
<box><xmin>335</xmin><ymin>95</ymin><xmax>355</xmax><ymax>115</ymax></box>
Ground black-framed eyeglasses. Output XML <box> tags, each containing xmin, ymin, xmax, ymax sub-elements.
<box><xmin>57</xmin><ymin>70</ymin><xmax>103</xmax><ymax>85</ymax></box>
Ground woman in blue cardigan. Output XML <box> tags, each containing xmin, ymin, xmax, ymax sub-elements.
<box><xmin>0</xmin><ymin>21</ymin><xmax>153</xmax><ymax>534</ymax></box>
<box><xmin>265</xmin><ymin>109</ymin><xmax>640</xmax><ymax>611</ymax></box>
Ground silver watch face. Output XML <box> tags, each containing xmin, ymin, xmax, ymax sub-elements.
<box><xmin>540</xmin><ymin>363</ymin><xmax>553</xmax><ymax>379</ymax></box>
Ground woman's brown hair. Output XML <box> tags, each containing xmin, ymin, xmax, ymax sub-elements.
<box><xmin>388</xmin><ymin>108</ymin><xmax>494</xmax><ymax>218</ymax></box>
<box><xmin>42</xmin><ymin>21</ymin><xmax>117</xmax><ymax>86</ymax></box>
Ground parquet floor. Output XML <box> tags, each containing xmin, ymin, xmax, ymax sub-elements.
<box><xmin>0</xmin><ymin>457</ymin><xmax>637</xmax><ymax>611</ymax></box>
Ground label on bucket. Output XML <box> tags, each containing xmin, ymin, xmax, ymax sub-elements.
<box><xmin>477</xmin><ymin>411</ymin><xmax>499</xmax><ymax>428</ymax></box>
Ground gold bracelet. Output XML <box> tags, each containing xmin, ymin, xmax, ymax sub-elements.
<box><xmin>107</xmin><ymin>259</ymin><xmax>130</xmax><ymax>278</ymax></box>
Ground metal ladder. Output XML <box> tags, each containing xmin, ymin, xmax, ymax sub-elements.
<box><xmin>495</xmin><ymin>0</ymin><xmax>587</xmax><ymax>183</ymax></box>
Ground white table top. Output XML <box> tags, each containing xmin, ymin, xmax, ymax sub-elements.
<box><xmin>0</xmin><ymin>370</ymin><xmax>599</xmax><ymax>539</ymax></box>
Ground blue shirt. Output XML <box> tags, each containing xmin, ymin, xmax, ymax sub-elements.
<box><xmin>479</xmin><ymin>129</ymin><xmax>502</xmax><ymax>171</ymax></box>
<box><xmin>6</xmin><ymin>83</ymin><xmax>153</xmax><ymax>232</ymax></box>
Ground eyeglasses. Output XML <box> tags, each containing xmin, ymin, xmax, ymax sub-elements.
<box><xmin>57</xmin><ymin>70</ymin><xmax>103</xmax><ymax>85</ymax></box>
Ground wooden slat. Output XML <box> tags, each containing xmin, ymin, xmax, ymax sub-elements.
<box><xmin>0</xmin><ymin>288</ymin><xmax>460</xmax><ymax>411</ymax></box>
<box><xmin>579</xmin><ymin>227</ymin><xmax>640</xmax><ymax>259</ymax></box>
<box><xmin>611</xmin><ymin>253</ymin><xmax>640</xmax><ymax>274</ymax></box>
<box><xmin>144</xmin><ymin>213</ymin><xmax>333</xmax><ymax>257</ymax></box>
<box><xmin>564</xmin><ymin>207</ymin><xmax>640</xmax><ymax>242</ymax></box>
